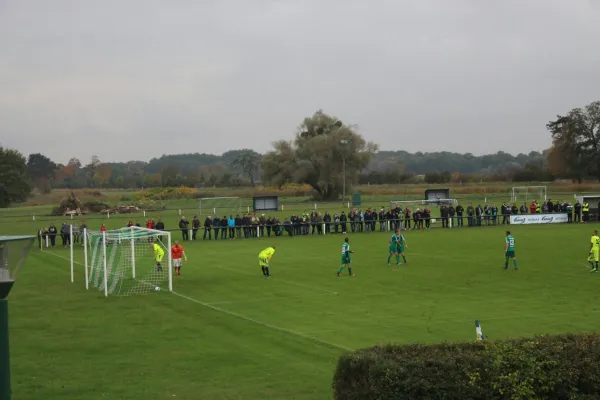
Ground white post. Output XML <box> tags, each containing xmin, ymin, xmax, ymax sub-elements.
<box><xmin>102</xmin><ymin>230</ymin><xmax>108</xmax><ymax>297</ymax></box>
<box><xmin>70</xmin><ymin>224</ymin><xmax>74</xmax><ymax>283</ymax></box>
<box><xmin>178</xmin><ymin>209</ymin><xmax>182</xmax><ymax>216</ymax></box>
<box><xmin>45</xmin><ymin>235</ymin><xmax>49</xmax><ymax>248</ymax></box>
<box><xmin>167</xmin><ymin>232</ymin><xmax>173</xmax><ymax>292</ymax></box>
<box><xmin>107</xmin><ymin>211</ymin><xmax>110</xmax><ymax>219</ymax></box>
<box><xmin>347</xmin><ymin>202</ymin><xmax>350</xmax><ymax>209</ymax></box>
<box><xmin>70</xmin><ymin>213</ymin><xmax>73</xmax><ymax>220</ymax></box>
<box><xmin>32</xmin><ymin>214</ymin><xmax>35</xmax><ymax>222</ymax></box>
<box><xmin>130</xmin><ymin>226</ymin><xmax>136</xmax><ymax>279</ymax></box>
<box><xmin>314</xmin><ymin>203</ymin><xmax>317</xmax><ymax>210</ymax></box>
<box><xmin>144</xmin><ymin>210</ymin><xmax>146</xmax><ymax>217</ymax></box>
<box><xmin>247</xmin><ymin>206</ymin><xmax>250</xmax><ymax>213</ymax></box>
<box><xmin>322</xmin><ymin>223</ymin><xmax>326</xmax><ymax>234</ymax></box>
<box><xmin>83</xmin><ymin>228</ymin><xmax>89</xmax><ymax>290</ymax></box>
<box><xmin>257</xmin><ymin>226</ymin><xmax>260</xmax><ymax>238</ymax></box>
<box><xmin>213</xmin><ymin>207</ymin><xmax>216</xmax><ymax>214</ymax></box>
<box><xmin>281</xmin><ymin>204</ymin><xmax>284</xmax><ymax>211</ymax></box>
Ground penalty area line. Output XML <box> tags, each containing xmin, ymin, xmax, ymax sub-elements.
<box><xmin>171</xmin><ymin>291</ymin><xmax>351</xmax><ymax>352</ymax></box>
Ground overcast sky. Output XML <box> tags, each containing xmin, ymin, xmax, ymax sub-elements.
<box><xmin>1</xmin><ymin>0</ymin><xmax>599</xmax><ymax>164</ymax></box>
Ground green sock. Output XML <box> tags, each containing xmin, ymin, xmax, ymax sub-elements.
<box><xmin>338</xmin><ymin>266</ymin><xmax>344</xmax><ymax>274</ymax></box>
<box><xmin>396</xmin><ymin>256</ymin><xmax>400</xmax><ymax>264</ymax></box>
<box><xmin>348</xmin><ymin>267</ymin><xmax>352</xmax><ymax>275</ymax></box>
<box><xmin>402</xmin><ymin>255</ymin><xmax>407</xmax><ymax>263</ymax></box>
<box><xmin>513</xmin><ymin>260</ymin><xmax>518</xmax><ymax>269</ymax></box>
<box><xmin>387</xmin><ymin>255</ymin><xmax>391</xmax><ymax>264</ymax></box>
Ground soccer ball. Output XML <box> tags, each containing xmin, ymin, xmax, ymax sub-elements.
<box><xmin>155</xmin><ymin>286</ymin><xmax>161</xmax><ymax>292</ymax></box>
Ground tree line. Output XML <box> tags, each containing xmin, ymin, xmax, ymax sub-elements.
<box><xmin>0</xmin><ymin>102</ymin><xmax>597</xmax><ymax>205</ymax></box>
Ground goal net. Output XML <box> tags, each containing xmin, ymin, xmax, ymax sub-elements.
<box><xmin>198</xmin><ymin>197</ymin><xmax>242</xmax><ymax>216</ymax></box>
<box><xmin>85</xmin><ymin>226</ymin><xmax>172</xmax><ymax>297</ymax></box>
<box><xmin>511</xmin><ymin>186</ymin><xmax>547</xmax><ymax>203</ymax></box>
<box><xmin>391</xmin><ymin>199</ymin><xmax>458</xmax><ymax>208</ymax></box>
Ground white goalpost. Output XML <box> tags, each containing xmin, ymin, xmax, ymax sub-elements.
<box><xmin>198</xmin><ymin>197</ymin><xmax>242</xmax><ymax>215</ymax></box>
<box><xmin>511</xmin><ymin>186</ymin><xmax>547</xmax><ymax>203</ymax></box>
<box><xmin>391</xmin><ymin>199</ymin><xmax>458</xmax><ymax>208</ymax></box>
<box><xmin>79</xmin><ymin>226</ymin><xmax>172</xmax><ymax>297</ymax></box>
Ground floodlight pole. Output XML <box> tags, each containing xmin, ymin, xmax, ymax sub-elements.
<box><xmin>341</xmin><ymin>140</ymin><xmax>349</xmax><ymax>202</ymax></box>
<box><xmin>0</xmin><ymin>283</ymin><xmax>13</xmax><ymax>400</ymax></box>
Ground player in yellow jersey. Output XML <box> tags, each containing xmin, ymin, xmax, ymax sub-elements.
<box><xmin>152</xmin><ymin>241</ymin><xmax>165</xmax><ymax>272</ymax></box>
<box><xmin>588</xmin><ymin>230</ymin><xmax>600</xmax><ymax>272</ymax></box>
<box><xmin>258</xmin><ymin>246</ymin><xmax>275</xmax><ymax>277</ymax></box>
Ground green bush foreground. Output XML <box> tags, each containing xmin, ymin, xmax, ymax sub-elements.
<box><xmin>333</xmin><ymin>333</ymin><xmax>600</xmax><ymax>400</ymax></box>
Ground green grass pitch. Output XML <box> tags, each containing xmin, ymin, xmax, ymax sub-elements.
<box><xmin>8</xmin><ymin>223</ymin><xmax>600</xmax><ymax>399</ymax></box>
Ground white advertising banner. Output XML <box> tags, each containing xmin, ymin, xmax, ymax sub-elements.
<box><xmin>509</xmin><ymin>214</ymin><xmax>568</xmax><ymax>225</ymax></box>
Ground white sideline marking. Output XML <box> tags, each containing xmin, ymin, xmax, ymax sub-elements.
<box><xmin>215</xmin><ymin>265</ymin><xmax>338</xmax><ymax>296</ymax></box>
<box><xmin>206</xmin><ymin>292</ymin><xmax>334</xmax><ymax>306</ymax></box>
<box><xmin>172</xmin><ymin>291</ymin><xmax>351</xmax><ymax>351</ymax></box>
<box><xmin>42</xmin><ymin>251</ymin><xmax>350</xmax><ymax>352</ymax></box>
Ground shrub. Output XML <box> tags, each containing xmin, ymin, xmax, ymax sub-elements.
<box><xmin>333</xmin><ymin>333</ymin><xmax>600</xmax><ymax>399</ymax></box>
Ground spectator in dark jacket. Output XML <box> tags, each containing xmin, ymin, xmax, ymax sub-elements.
<box><xmin>48</xmin><ymin>224</ymin><xmax>58</xmax><ymax>247</ymax></box>
<box><xmin>178</xmin><ymin>217</ymin><xmax>189</xmax><ymax>240</ymax></box>
<box><xmin>192</xmin><ymin>216</ymin><xmax>200</xmax><ymax>240</ymax></box>
<box><xmin>213</xmin><ymin>216</ymin><xmax>220</xmax><ymax>240</ymax></box>
<box><xmin>203</xmin><ymin>216</ymin><xmax>212</xmax><ymax>240</ymax></box>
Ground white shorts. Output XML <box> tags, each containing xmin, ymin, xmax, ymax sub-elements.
<box><xmin>173</xmin><ymin>258</ymin><xmax>182</xmax><ymax>267</ymax></box>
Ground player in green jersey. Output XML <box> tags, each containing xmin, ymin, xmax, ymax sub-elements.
<box><xmin>504</xmin><ymin>231</ymin><xmax>518</xmax><ymax>270</ymax></box>
<box><xmin>337</xmin><ymin>237</ymin><xmax>355</xmax><ymax>277</ymax></box>
<box><xmin>387</xmin><ymin>228</ymin><xmax>408</xmax><ymax>265</ymax></box>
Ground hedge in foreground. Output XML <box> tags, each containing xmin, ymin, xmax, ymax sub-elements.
<box><xmin>333</xmin><ymin>333</ymin><xmax>600</xmax><ymax>399</ymax></box>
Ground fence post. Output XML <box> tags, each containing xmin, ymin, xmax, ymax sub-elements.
<box><xmin>347</xmin><ymin>202</ymin><xmax>350</xmax><ymax>209</ymax></box>
<box><xmin>314</xmin><ymin>203</ymin><xmax>317</xmax><ymax>210</ymax></box>
<box><xmin>213</xmin><ymin>207</ymin><xmax>216</xmax><ymax>214</ymax></box>
<box><xmin>178</xmin><ymin>209</ymin><xmax>182</xmax><ymax>216</ymax></box>
<box><xmin>322</xmin><ymin>223</ymin><xmax>326</xmax><ymax>234</ymax></box>
<box><xmin>256</xmin><ymin>226</ymin><xmax>260</xmax><ymax>238</ymax></box>
<box><xmin>107</xmin><ymin>212</ymin><xmax>110</xmax><ymax>219</ymax></box>
<box><xmin>32</xmin><ymin>214</ymin><xmax>35</xmax><ymax>222</ymax></box>
<box><xmin>143</xmin><ymin>210</ymin><xmax>146</xmax><ymax>217</ymax></box>
<box><xmin>247</xmin><ymin>206</ymin><xmax>250</xmax><ymax>213</ymax></box>
<box><xmin>281</xmin><ymin>205</ymin><xmax>284</xmax><ymax>211</ymax></box>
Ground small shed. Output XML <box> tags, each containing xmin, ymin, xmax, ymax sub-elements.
<box><xmin>424</xmin><ymin>189</ymin><xmax>451</xmax><ymax>201</ymax></box>
<box><xmin>253</xmin><ymin>196</ymin><xmax>279</xmax><ymax>212</ymax></box>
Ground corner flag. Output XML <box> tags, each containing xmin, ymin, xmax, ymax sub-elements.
<box><xmin>475</xmin><ymin>320</ymin><xmax>485</xmax><ymax>341</ymax></box>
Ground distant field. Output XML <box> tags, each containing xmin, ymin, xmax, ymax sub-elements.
<box><xmin>8</xmin><ymin>222</ymin><xmax>600</xmax><ymax>399</ymax></box>
<box><xmin>0</xmin><ymin>182</ymin><xmax>596</xmax><ymax>236</ymax></box>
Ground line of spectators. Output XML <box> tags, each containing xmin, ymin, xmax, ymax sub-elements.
<box><xmin>36</xmin><ymin>198</ymin><xmax>592</xmax><ymax>248</ymax></box>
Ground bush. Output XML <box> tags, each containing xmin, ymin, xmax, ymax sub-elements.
<box><xmin>333</xmin><ymin>333</ymin><xmax>600</xmax><ymax>399</ymax></box>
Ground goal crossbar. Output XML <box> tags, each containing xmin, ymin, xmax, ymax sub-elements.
<box><xmin>511</xmin><ymin>186</ymin><xmax>547</xmax><ymax>202</ymax></box>
<box><xmin>80</xmin><ymin>226</ymin><xmax>172</xmax><ymax>297</ymax></box>
<box><xmin>198</xmin><ymin>196</ymin><xmax>241</xmax><ymax>215</ymax></box>
<box><xmin>391</xmin><ymin>199</ymin><xmax>458</xmax><ymax>207</ymax></box>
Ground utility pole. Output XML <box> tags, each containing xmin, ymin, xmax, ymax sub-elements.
<box><xmin>340</xmin><ymin>140</ymin><xmax>349</xmax><ymax>202</ymax></box>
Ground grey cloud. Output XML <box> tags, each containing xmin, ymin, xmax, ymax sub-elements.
<box><xmin>1</xmin><ymin>0</ymin><xmax>599</xmax><ymax>163</ymax></box>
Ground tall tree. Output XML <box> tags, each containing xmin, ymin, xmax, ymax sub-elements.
<box><xmin>547</xmin><ymin>101</ymin><xmax>600</xmax><ymax>181</ymax></box>
<box><xmin>0</xmin><ymin>147</ymin><xmax>32</xmax><ymax>207</ymax></box>
<box><xmin>262</xmin><ymin>110</ymin><xmax>377</xmax><ymax>199</ymax></box>
<box><xmin>231</xmin><ymin>150</ymin><xmax>262</xmax><ymax>186</ymax></box>
<box><xmin>26</xmin><ymin>153</ymin><xmax>57</xmax><ymax>189</ymax></box>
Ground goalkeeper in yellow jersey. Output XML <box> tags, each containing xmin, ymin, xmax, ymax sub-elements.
<box><xmin>589</xmin><ymin>230</ymin><xmax>600</xmax><ymax>272</ymax></box>
<box><xmin>151</xmin><ymin>241</ymin><xmax>165</xmax><ymax>272</ymax></box>
<box><xmin>258</xmin><ymin>246</ymin><xmax>275</xmax><ymax>278</ymax></box>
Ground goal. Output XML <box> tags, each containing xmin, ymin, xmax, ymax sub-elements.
<box><xmin>84</xmin><ymin>226</ymin><xmax>172</xmax><ymax>297</ymax></box>
<box><xmin>511</xmin><ymin>186</ymin><xmax>547</xmax><ymax>203</ymax></box>
<box><xmin>198</xmin><ymin>197</ymin><xmax>241</xmax><ymax>216</ymax></box>
<box><xmin>391</xmin><ymin>199</ymin><xmax>458</xmax><ymax>208</ymax></box>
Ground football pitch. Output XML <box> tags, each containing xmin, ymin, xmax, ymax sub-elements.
<box><xmin>9</xmin><ymin>223</ymin><xmax>600</xmax><ymax>399</ymax></box>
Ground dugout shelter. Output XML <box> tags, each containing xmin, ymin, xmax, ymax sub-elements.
<box><xmin>575</xmin><ymin>194</ymin><xmax>600</xmax><ymax>222</ymax></box>
<box><xmin>253</xmin><ymin>196</ymin><xmax>279</xmax><ymax>212</ymax></box>
<box><xmin>425</xmin><ymin>189</ymin><xmax>451</xmax><ymax>203</ymax></box>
